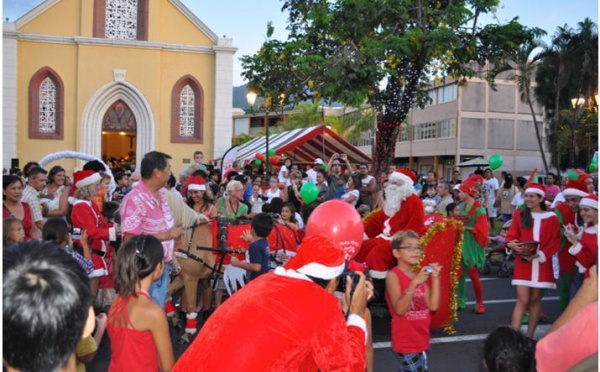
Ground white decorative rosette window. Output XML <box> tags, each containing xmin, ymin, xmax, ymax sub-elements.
<box><xmin>105</xmin><ymin>0</ymin><xmax>138</xmax><ymax>40</ymax></box>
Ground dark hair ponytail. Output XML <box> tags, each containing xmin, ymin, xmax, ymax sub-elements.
<box><xmin>114</xmin><ymin>235</ymin><xmax>164</xmax><ymax>298</ymax></box>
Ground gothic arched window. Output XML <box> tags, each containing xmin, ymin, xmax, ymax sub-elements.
<box><xmin>171</xmin><ymin>75</ymin><xmax>204</xmax><ymax>144</ymax></box>
<box><xmin>29</xmin><ymin>67</ymin><xmax>64</xmax><ymax>139</ymax></box>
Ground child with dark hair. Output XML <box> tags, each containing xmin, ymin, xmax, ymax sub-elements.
<box><xmin>231</xmin><ymin>213</ymin><xmax>274</xmax><ymax>282</ymax></box>
<box><xmin>484</xmin><ymin>326</ymin><xmax>536</xmax><ymax>372</ymax></box>
<box><xmin>278</xmin><ymin>202</ymin><xmax>299</xmax><ymax>230</ymax></box>
<box><xmin>42</xmin><ymin>217</ymin><xmax>94</xmax><ymax>277</ymax></box>
<box><xmin>3</xmin><ymin>217</ymin><xmax>25</xmax><ymax>248</ymax></box>
<box><xmin>112</xmin><ymin>171</ymin><xmax>131</xmax><ymax>203</ymax></box>
<box><xmin>107</xmin><ymin>235</ymin><xmax>175</xmax><ymax>371</ymax></box>
<box><xmin>446</xmin><ymin>202</ymin><xmax>460</xmax><ymax>218</ymax></box>
<box><xmin>103</xmin><ymin>201</ymin><xmax>121</xmax><ymax>226</ymax></box>
<box><xmin>3</xmin><ymin>241</ymin><xmax>95</xmax><ymax>372</ymax></box>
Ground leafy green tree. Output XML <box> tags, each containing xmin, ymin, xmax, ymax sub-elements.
<box><xmin>242</xmin><ymin>0</ymin><xmax>538</xmax><ymax>173</ymax></box>
<box><xmin>490</xmin><ymin>38</ymin><xmax>549</xmax><ymax>173</ymax></box>
<box><xmin>534</xmin><ymin>19</ymin><xmax>598</xmax><ymax>170</ymax></box>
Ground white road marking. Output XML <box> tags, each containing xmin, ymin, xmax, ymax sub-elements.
<box><xmin>465</xmin><ymin>296</ymin><xmax>559</xmax><ymax>305</ymax></box>
<box><xmin>373</xmin><ymin>325</ymin><xmax>552</xmax><ymax>349</ymax></box>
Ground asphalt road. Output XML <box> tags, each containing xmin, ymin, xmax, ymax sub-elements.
<box><xmin>88</xmin><ymin>266</ymin><xmax>562</xmax><ymax>371</ymax></box>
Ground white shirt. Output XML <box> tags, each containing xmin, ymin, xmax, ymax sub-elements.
<box><xmin>278</xmin><ymin>166</ymin><xmax>291</xmax><ymax>186</ymax></box>
<box><xmin>511</xmin><ymin>191</ymin><xmax>524</xmax><ymax>208</ymax></box>
<box><xmin>341</xmin><ymin>189</ymin><xmax>360</xmax><ymax>207</ymax></box>
<box><xmin>306</xmin><ymin>168</ymin><xmax>318</xmax><ymax>184</ymax></box>
<box><xmin>265</xmin><ymin>188</ymin><xmax>282</xmax><ymax>203</ymax></box>
<box><xmin>484</xmin><ymin>178</ymin><xmax>500</xmax><ymax>204</ymax></box>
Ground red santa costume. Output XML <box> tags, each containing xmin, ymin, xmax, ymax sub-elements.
<box><xmin>355</xmin><ymin>168</ymin><xmax>425</xmax><ymax>279</ymax></box>
<box><xmin>70</xmin><ymin>170</ymin><xmax>117</xmax><ymax>281</ymax></box>
<box><xmin>506</xmin><ymin>184</ymin><xmax>561</xmax><ymax>288</ymax></box>
<box><xmin>568</xmin><ymin>194</ymin><xmax>598</xmax><ymax>277</ymax></box>
<box><xmin>172</xmin><ymin>236</ymin><xmax>367</xmax><ymax>372</ymax></box>
<box><xmin>554</xmin><ymin>177</ymin><xmax>589</xmax><ymax>310</ymax></box>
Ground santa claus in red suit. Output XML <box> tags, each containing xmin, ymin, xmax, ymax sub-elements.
<box><xmin>354</xmin><ymin>168</ymin><xmax>425</xmax><ymax>279</ymax></box>
<box><xmin>566</xmin><ymin>194</ymin><xmax>598</xmax><ymax>288</ymax></box>
<box><xmin>172</xmin><ymin>235</ymin><xmax>369</xmax><ymax>372</ymax></box>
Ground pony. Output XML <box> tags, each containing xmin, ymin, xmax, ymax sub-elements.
<box><xmin>165</xmin><ymin>193</ymin><xmax>299</xmax><ymax>343</ymax></box>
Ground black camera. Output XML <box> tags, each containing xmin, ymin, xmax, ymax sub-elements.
<box><xmin>336</xmin><ymin>262</ymin><xmax>368</xmax><ymax>295</ymax></box>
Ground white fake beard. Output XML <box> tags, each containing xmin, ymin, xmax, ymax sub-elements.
<box><xmin>383</xmin><ymin>183</ymin><xmax>413</xmax><ymax>216</ymax></box>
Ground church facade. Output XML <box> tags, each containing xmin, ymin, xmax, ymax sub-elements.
<box><xmin>3</xmin><ymin>0</ymin><xmax>236</xmax><ymax>173</ymax></box>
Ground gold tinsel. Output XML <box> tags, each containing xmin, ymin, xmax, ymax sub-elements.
<box><xmin>362</xmin><ymin>208</ymin><xmax>381</xmax><ymax>223</ymax></box>
<box><xmin>415</xmin><ymin>217</ymin><xmax>465</xmax><ymax>335</ymax></box>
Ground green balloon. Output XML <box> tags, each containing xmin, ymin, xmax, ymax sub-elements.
<box><xmin>300</xmin><ymin>182</ymin><xmax>319</xmax><ymax>204</ymax></box>
<box><xmin>590</xmin><ymin>163</ymin><xmax>598</xmax><ymax>172</ymax></box>
<box><xmin>322</xmin><ymin>163</ymin><xmax>327</xmax><ymax>170</ymax></box>
<box><xmin>253</xmin><ymin>159</ymin><xmax>262</xmax><ymax>167</ymax></box>
<box><xmin>568</xmin><ymin>169</ymin><xmax>579</xmax><ymax>180</ymax></box>
<box><xmin>488</xmin><ymin>154</ymin><xmax>503</xmax><ymax>170</ymax></box>
<box><xmin>268</xmin><ymin>149</ymin><xmax>276</xmax><ymax>157</ymax></box>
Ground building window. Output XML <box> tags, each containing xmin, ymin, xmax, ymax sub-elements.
<box><xmin>179</xmin><ymin>85</ymin><xmax>195</xmax><ymax>137</ymax></box>
<box><xmin>438</xmin><ymin>85</ymin><xmax>457</xmax><ymax>104</ymax></box>
<box><xmin>29</xmin><ymin>67</ymin><xmax>64</xmax><ymax>140</ymax></box>
<box><xmin>415</xmin><ymin>122</ymin><xmax>436</xmax><ymax>140</ymax></box>
<box><xmin>437</xmin><ymin>119</ymin><xmax>457</xmax><ymax>138</ymax></box>
<box><xmin>38</xmin><ymin>78</ymin><xmax>56</xmax><ymax>133</ymax></box>
<box><xmin>93</xmin><ymin>0</ymin><xmax>148</xmax><ymax>41</ymax></box>
<box><xmin>105</xmin><ymin>0</ymin><xmax>138</xmax><ymax>40</ymax></box>
<box><xmin>171</xmin><ymin>75</ymin><xmax>204</xmax><ymax>144</ymax></box>
<box><xmin>398</xmin><ymin>125</ymin><xmax>410</xmax><ymax>142</ymax></box>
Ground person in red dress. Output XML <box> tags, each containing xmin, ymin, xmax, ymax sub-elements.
<box><xmin>565</xmin><ymin>194</ymin><xmax>598</xmax><ymax>295</ymax></box>
<box><xmin>554</xmin><ymin>176</ymin><xmax>589</xmax><ymax>310</ymax></box>
<box><xmin>506</xmin><ymin>183</ymin><xmax>560</xmax><ymax>338</ymax></box>
<box><xmin>3</xmin><ymin>175</ymin><xmax>35</xmax><ymax>240</ymax></box>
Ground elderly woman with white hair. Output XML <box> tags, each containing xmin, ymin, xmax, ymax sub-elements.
<box><xmin>70</xmin><ymin>169</ymin><xmax>120</xmax><ymax>306</ymax></box>
<box><xmin>217</xmin><ymin>180</ymin><xmax>249</xmax><ymax>220</ymax></box>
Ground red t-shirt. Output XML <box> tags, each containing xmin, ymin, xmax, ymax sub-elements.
<box><xmin>385</xmin><ymin>267</ymin><xmax>431</xmax><ymax>353</ymax></box>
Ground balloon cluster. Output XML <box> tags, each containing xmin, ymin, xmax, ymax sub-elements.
<box><xmin>254</xmin><ymin>152</ymin><xmax>281</xmax><ymax>167</ymax></box>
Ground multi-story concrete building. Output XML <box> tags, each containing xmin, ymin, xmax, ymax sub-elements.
<box><xmin>354</xmin><ymin>65</ymin><xmax>551</xmax><ymax>180</ymax></box>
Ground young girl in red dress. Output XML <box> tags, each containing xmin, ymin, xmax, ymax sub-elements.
<box><xmin>386</xmin><ymin>230</ymin><xmax>442</xmax><ymax>372</ymax></box>
<box><xmin>506</xmin><ymin>183</ymin><xmax>560</xmax><ymax>338</ymax></box>
<box><xmin>107</xmin><ymin>235</ymin><xmax>174</xmax><ymax>372</ymax></box>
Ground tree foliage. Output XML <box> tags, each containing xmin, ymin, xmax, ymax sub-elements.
<box><xmin>534</xmin><ymin>18</ymin><xmax>598</xmax><ymax>170</ymax></box>
<box><xmin>242</xmin><ymin>0</ymin><xmax>539</xmax><ymax>173</ymax></box>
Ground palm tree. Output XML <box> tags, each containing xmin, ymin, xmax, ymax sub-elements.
<box><xmin>278</xmin><ymin>101</ymin><xmax>324</xmax><ymax>131</ymax></box>
<box><xmin>491</xmin><ymin>38</ymin><xmax>549</xmax><ymax>173</ymax></box>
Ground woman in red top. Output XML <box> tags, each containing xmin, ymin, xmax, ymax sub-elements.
<box><xmin>386</xmin><ymin>230</ymin><xmax>441</xmax><ymax>372</ymax></box>
<box><xmin>506</xmin><ymin>183</ymin><xmax>560</xmax><ymax>338</ymax></box>
<box><xmin>108</xmin><ymin>235</ymin><xmax>174</xmax><ymax>372</ymax></box>
<box><xmin>3</xmin><ymin>175</ymin><xmax>36</xmax><ymax>240</ymax></box>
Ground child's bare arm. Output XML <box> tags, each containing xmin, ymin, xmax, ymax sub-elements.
<box><xmin>149</xmin><ymin>306</ymin><xmax>175</xmax><ymax>371</ymax></box>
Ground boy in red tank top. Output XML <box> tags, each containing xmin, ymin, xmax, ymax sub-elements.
<box><xmin>385</xmin><ymin>230</ymin><xmax>442</xmax><ymax>372</ymax></box>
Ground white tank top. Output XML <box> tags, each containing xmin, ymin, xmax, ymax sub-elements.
<box><xmin>265</xmin><ymin>188</ymin><xmax>281</xmax><ymax>203</ymax></box>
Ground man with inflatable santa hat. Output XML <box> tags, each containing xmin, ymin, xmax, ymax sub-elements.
<box><xmin>172</xmin><ymin>235</ymin><xmax>372</xmax><ymax>372</ymax></box>
<box><xmin>355</xmin><ymin>168</ymin><xmax>425</xmax><ymax>279</ymax></box>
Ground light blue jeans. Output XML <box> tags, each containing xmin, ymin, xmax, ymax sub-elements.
<box><xmin>150</xmin><ymin>265</ymin><xmax>170</xmax><ymax>309</ymax></box>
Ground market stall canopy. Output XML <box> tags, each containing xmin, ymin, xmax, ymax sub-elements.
<box><xmin>456</xmin><ymin>157</ymin><xmax>489</xmax><ymax>168</ymax></box>
<box><xmin>235</xmin><ymin>125</ymin><xmax>372</xmax><ymax>164</ymax></box>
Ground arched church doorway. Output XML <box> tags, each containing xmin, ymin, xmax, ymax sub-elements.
<box><xmin>101</xmin><ymin>99</ymin><xmax>137</xmax><ymax>171</ymax></box>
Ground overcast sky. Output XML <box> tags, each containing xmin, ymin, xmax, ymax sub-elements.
<box><xmin>4</xmin><ymin>0</ymin><xmax>598</xmax><ymax>86</ymax></box>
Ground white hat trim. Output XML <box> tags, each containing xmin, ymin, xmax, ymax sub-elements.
<box><xmin>188</xmin><ymin>184</ymin><xmax>206</xmax><ymax>191</ymax></box>
<box><xmin>314</xmin><ymin>158</ymin><xmax>324</xmax><ymax>164</ymax></box>
<box><xmin>296</xmin><ymin>262</ymin><xmax>345</xmax><ymax>280</ymax></box>
<box><xmin>562</xmin><ymin>188</ymin><xmax>588</xmax><ymax>198</ymax></box>
<box><xmin>389</xmin><ymin>171</ymin><xmax>414</xmax><ymax>186</ymax></box>
<box><xmin>579</xmin><ymin>198</ymin><xmax>598</xmax><ymax>209</ymax></box>
<box><xmin>75</xmin><ymin>172</ymin><xmax>102</xmax><ymax>188</ymax></box>
<box><xmin>525</xmin><ymin>187</ymin><xmax>545</xmax><ymax>198</ymax></box>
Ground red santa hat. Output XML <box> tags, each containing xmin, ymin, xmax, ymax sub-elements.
<box><xmin>524</xmin><ymin>183</ymin><xmax>546</xmax><ymax>198</ymax></box>
<box><xmin>73</xmin><ymin>170</ymin><xmax>101</xmax><ymax>190</ymax></box>
<box><xmin>284</xmin><ymin>235</ymin><xmax>345</xmax><ymax>280</ymax></box>
<box><xmin>458</xmin><ymin>175</ymin><xmax>480</xmax><ymax>197</ymax></box>
<box><xmin>187</xmin><ymin>175</ymin><xmax>206</xmax><ymax>191</ymax></box>
<box><xmin>563</xmin><ymin>170</ymin><xmax>591</xmax><ymax>198</ymax></box>
<box><xmin>579</xmin><ymin>194</ymin><xmax>598</xmax><ymax>210</ymax></box>
<box><xmin>389</xmin><ymin>168</ymin><xmax>417</xmax><ymax>186</ymax></box>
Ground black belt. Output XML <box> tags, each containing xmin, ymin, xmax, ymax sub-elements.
<box><xmin>91</xmin><ymin>249</ymin><xmax>105</xmax><ymax>257</ymax></box>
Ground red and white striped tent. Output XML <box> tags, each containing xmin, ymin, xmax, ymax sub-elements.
<box><xmin>235</xmin><ymin>125</ymin><xmax>372</xmax><ymax>165</ymax></box>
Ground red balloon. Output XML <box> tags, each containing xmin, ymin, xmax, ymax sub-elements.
<box><xmin>255</xmin><ymin>153</ymin><xmax>265</xmax><ymax>161</ymax></box>
<box><xmin>270</xmin><ymin>156</ymin><xmax>280</xmax><ymax>164</ymax></box>
<box><xmin>305</xmin><ymin>200</ymin><xmax>364</xmax><ymax>260</ymax></box>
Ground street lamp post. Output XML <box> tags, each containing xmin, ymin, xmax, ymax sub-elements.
<box><xmin>246</xmin><ymin>91</ymin><xmax>272</xmax><ymax>176</ymax></box>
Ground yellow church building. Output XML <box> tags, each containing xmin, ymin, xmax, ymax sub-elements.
<box><xmin>3</xmin><ymin>0</ymin><xmax>236</xmax><ymax>173</ymax></box>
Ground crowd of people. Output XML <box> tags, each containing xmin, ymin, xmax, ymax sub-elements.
<box><xmin>2</xmin><ymin>148</ymin><xmax>598</xmax><ymax>372</ymax></box>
